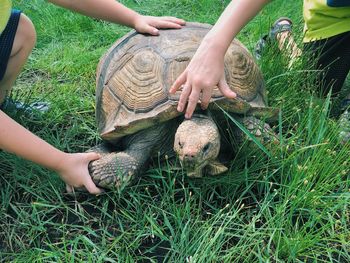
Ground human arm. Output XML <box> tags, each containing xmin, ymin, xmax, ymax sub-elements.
<box><xmin>169</xmin><ymin>0</ymin><xmax>271</xmax><ymax>118</ymax></box>
<box><xmin>48</xmin><ymin>0</ymin><xmax>185</xmax><ymax>35</ymax></box>
<box><xmin>0</xmin><ymin>110</ymin><xmax>102</xmax><ymax>194</ymax></box>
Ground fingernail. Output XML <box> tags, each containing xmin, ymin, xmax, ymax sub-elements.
<box><xmin>96</xmin><ymin>190</ymin><xmax>104</xmax><ymax>196</ymax></box>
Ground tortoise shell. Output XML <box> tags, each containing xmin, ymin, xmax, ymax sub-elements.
<box><xmin>96</xmin><ymin>22</ymin><xmax>271</xmax><ymax>143</ymax></box>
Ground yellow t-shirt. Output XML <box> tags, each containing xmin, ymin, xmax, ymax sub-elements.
<box><xmin>303</xmin><ymin>0</ymin><xmax>350</xmax><ymax>42</ymax></box>
<box><xmin>0</xmin><ymin>0</ymin><xmax>11</xmax><ymax>34</ymax></box>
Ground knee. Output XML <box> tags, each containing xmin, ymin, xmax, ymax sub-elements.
<box><xmin>13</xmin><ymin>13</ymin><xmax>36</xmax><ymax>54</ymax></box>
<box><xmin>19</xmin><ymin>13</ymin><xmax>36</xmax><ymax>48</ymax></box>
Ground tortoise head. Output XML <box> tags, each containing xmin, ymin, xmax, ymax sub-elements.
<box><xmin>174</xmin><ymin>114</ymin><xmax>228</xmax><ymax>178</ymax></box>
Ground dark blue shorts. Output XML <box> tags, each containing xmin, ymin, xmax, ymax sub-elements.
<box><xmin>304</xmin><ymin>31</ymin><xmax>350</xmax><ymax>96</ymax></box>
<box><xmin>0</xmin><ymin>9</ymin><xmax>22</xmax><ymax>81</ymax></box>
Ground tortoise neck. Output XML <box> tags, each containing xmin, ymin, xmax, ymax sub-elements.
<box><xmin>191</xmin><ymin>113</ymin><xmax>212</xmax><ymax>120</ymax></box>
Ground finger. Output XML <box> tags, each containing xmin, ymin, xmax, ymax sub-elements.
<box><xmin>66</xmin><ymin>184</ymin><xmax>74</xmax><ymax>193</ymax></box>
<box><xmin>153</xmin><ymin>20</ymin><xmax>183</xmax><ymax>29</ymax></box>
<box><xmin>170</xmin><ymin>71</ymin><xmax>187</xmax><ymax>94</ymax></box>
<box><xmin>218</xmin><ymin>78</ymin><xmax>237</xmax><ymax>98</ymax></box>
<box><xmin>85</xmin><ymin>152</ymin><xmax>101</xmax><ymax>162</ymax></box>
<box><xmin>160</xmin><ymin>16</ymin><xmax>186</xmax><ymax>25</ymax></box>
<box><xmin>141</xmin><ymin>25</ymin><xmax>159</xmax><ymax>35</ymax></box>
<box><xmin>178</xmin><ymin>83</ymin><xmax>192</xmax><ymax>112</ymax></box>
<box><xmin>200</xmin><ymin>86</ymin><xmax>214</xmax><ymax>110</ymax></box>
<box><xmin>185</xmin><ymin>86</ymin><xmax>201</xmax><ymax>119</ymax></box>
<box><xmin>84</xmin><ymin>178</ymin><xmax>104</xmax><ymax>195</ymax></box>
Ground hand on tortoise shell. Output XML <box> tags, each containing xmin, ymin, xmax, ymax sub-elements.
<box><xmin>133</xmin><ymin>15</ymin><xmax>185</xmax><ymax>35</ymax></box>
<box><xmin>169</xmin><ymin>46</ymin><xmax>237</xmax><ymax>119</ymax></box>
<box><xmin>58</xmin><ymin>152</ymin><xmax>104</xmax><ymax>195</ymax></box>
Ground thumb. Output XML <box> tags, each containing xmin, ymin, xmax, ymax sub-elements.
<box><xmin>66</xmin><ymin>184</ymin><xmax>74</xmax><ymax>194</ymax></box>
<box><xmin>85</xmin><ymin>152</ymin><xmax>101</xmax><ymax>162</ymax></box>
<box><xmin>84</xmin><ymin>178</ymin><xmax>104</xmax><ymax>195</ymax></box>
<box><xmin>218</xmin><ymin>78</ymin><xmax>236</xmax><ymax>98</ymax></box>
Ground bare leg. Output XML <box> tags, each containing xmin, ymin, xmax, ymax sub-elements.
<box><xmin>339</xmin><ymin>92</ymin><xmax>350</xmax><ymax>144</ymax></box>
<box><xmin>0</xmin><ymin>13</ymin><xmax>36</xmax><ymax>103</ymax></box>
<box><xmin>255</xmin><ymin>18</ymin><xmax>302</xmax><ymax>65</ymax></box>
<box><xmin>274</xmin><ymin>20</ymin><xmax>302</xmax><ymax>61</ymax></box>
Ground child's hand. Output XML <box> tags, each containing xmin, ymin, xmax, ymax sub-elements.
<box><xmin>169</xmin><ymin>39</ymin><xmax>236</xmax><ymax>119</ymax></box>
<box><xmin>57</xmin><ymin>152</ymin><xmax>103</xmax><ymax>195</ymax></box>
<box><xmin>133</xmin><ymin>15</ymin><xmax>185</xmax><ymax>35</ymax></box>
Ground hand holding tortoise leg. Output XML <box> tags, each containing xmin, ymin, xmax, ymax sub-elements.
<box><xmin>61</xmin><ymin>152</ymin><xmax>104</xmax><ymax>195</ymax></box>
<box><xmin>88</xmin><ymin>148</ymin><xmax>143</xmax><ymax>190</ymax></box>
<box><xmin>0</xmin><ymin>111</ymin><xmax>103</xmax><ymax>195</ymax></box>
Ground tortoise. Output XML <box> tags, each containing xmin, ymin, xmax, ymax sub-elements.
<box><xmin>88</xmin><ymin>22</ymin><xmax>278</xmax><ymax>189</ymax></box>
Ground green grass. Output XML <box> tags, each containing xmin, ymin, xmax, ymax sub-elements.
<box><xmin>1</xmin><ymin>0</ymin><xmax>350</xmax><ymax>262</ymax></box>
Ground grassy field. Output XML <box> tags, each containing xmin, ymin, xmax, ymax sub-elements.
<box><xmin>1</xmin><ymin>0</ymin><xmax>350</xmax><ymax>261</ymax></box>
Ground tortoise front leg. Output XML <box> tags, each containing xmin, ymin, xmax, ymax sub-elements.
<box><xmin>227</xmin><ymin>116</ymin><xmax>279</xmax><ymax>156</ymax></box>
<box><xmin>208</xmin><ymin>98</ymin><xmax>279</xmax><ymax>123</ymax></box>
<box><xmin>88</xmin><ymin>144</ymin><xmax>144</xmax><ymax>190</ymax></box>
<box><xmin>242</xmin><ymin>116</ymin><xmax>279</xmax><ymax>145</ymax></box>
<box><xmin>88</xmin><ymin>122</ymin><xmax>176</xmax><ymax>190</ymax></box>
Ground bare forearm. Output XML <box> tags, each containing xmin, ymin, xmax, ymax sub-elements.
<box><xmin>0</xmin><ymin>111</ymin><xmax>65</xmax><ymax>171</ymax></box>
<box><xmin>48</xmin><ymin>0</ymin><xmax>139</xmax><ymax>28</ymax></box>
<box><xmin>204</xmin><ymin>0</ymin><xmax>271</xmax><ymax>57</ymax></box>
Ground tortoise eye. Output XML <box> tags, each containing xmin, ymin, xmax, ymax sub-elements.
<box><xmin>203</xmin><ymin>143</ymin><xmax>211</xmax><ymax>154</ymax></box>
